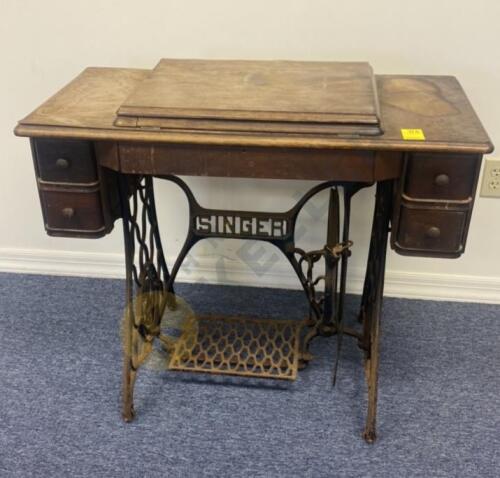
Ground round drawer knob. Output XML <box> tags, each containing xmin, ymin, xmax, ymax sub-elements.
<box><xmin>62</xmin><ymin>207</ymin><xmax>75</xmax><ymax>219</ymax></box>
<box><xmin>434</xmin><ymin>174</ymin><xmax>450</xmax><ymax>186</ymax></box>
<box><xmin>55</xmin><ymin>158</ymin><xmax>70</xmax><ymax>169</ymax></box>
<box><xmin>426</xmin><ymin>226</ymin><xmax>441</xmax><ymax>238</ymax></box>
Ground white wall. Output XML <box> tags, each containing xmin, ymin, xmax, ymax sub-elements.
<box><xmin>1</xmin><ymin>0</ymin><xmax>500</xmax><ymax>302</ymax></box>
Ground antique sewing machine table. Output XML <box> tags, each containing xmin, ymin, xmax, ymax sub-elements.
<box><xmin>14</xmin><ymin>59</ymin><xmax>493</xmax><ymax>442</ymax></box>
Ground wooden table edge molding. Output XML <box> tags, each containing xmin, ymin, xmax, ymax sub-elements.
<box><xmin>14</xmin><ymin>123</ymin><xmax>494</xmax><ymax>154</ymax></box>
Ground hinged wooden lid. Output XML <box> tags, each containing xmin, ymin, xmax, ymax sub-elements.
<box><xmin>115</xmin><ymin>59</ymin><xmax>383</xmax><ymax>136</ymax></box>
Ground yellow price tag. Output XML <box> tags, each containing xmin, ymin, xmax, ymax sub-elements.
<box><xmin>401</xmin><ymin>129</ymin><xmax>426</xmax><ymax>141</ymax></box>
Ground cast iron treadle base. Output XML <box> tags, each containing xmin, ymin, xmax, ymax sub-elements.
<box><xmin>168</xmin><ymin>316</ymin><xmax>304</xmax><ymax>380</ymax></box>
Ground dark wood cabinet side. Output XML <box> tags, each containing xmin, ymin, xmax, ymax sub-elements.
<box><xmin>30</xmin><ymin>138</ymin><xmax>118</xmax><ymax>238</ymax></box>
<box><xmin>391</xmin><ymin>152</ymin><xmax>482</xmax><ymax>258</ymax></box>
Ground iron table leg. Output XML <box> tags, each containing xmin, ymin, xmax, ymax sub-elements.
<box><xmin>118</xmin><ymin>175</ymin><xmax>172</xmax><ymax>421</ymax></box>
<box><xmin>361</xmin><ymin>180</ymin><xmax>392</xmax><ymax>443</ymax></box>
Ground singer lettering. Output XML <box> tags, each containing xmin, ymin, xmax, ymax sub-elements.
<box><xmin>195</xmin><ymin>214</ymin><xmax>288</xmax><ymax>239</ymax></box>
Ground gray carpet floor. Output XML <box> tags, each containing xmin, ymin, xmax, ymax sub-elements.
<box><xmin>0</xmin><ymin>272</ymin><xmax>499</xmax><ymax>478</ymax></box>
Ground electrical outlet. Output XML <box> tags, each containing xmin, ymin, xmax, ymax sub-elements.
<box><xmin>480</xmin><ymin>158</ymin><xmax>500</xmax><ymax>198</ymax></box>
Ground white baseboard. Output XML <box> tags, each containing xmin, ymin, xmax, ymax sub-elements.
<box><xmin>1</xmin><ymin>247</ymin><xmax>499</xmax><ymax>304</ymax></box>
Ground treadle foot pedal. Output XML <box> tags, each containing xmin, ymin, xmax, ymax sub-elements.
<box><xmin>168</xmin><ymin>315</ymin><xmax>304</xmax><ymax>380</ymax></box>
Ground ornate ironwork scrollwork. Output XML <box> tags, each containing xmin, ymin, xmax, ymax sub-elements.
<box><xmin>119</xmin><ymin>174</ymin><xmax>371</xmax><ymax>384</ymax></box>
<box><xmin>119</xmin><ymin>176</ymin><xmax>174</xmax><ymax>376</ymax></box>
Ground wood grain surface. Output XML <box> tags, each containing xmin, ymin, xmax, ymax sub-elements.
<box><xmin>117</xmin><ymin>59</ymin><xmax>380</xmax><ymax>127</ymax></box>
<box><xmin>15</xmin><ymin>64</ymin><xmax>493</xmax><ymax>154</ymax></box>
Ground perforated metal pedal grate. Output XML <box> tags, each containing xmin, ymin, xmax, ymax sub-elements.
<box><xmin>168</xmin><ymin>315</ymin><xmax>304</xmax><ymax>380</ymax></box>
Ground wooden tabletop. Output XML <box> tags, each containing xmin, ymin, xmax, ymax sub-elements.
<box><xmin>15</xmin><ymin>63</ymin><xmax>493</xmax><ymax>154</ymax></box>
<box><xmin>115</xmin><ymin>59</ymin><xmax>381</xmax><ymax>136</ymax></box>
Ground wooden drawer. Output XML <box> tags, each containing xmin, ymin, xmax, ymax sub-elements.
<box><xmin>403</xmin><ymin>153</ymin><xmax>480</xmax><ymax>201</ymax></box>
<box><xmin>33</xmin><ymin>138</ymin><xmax>98</xmax><ymax>183</ymax></box>
<box><xmin>392</xmin><ymin>204</ymin><xmax>468</xmax><ymax>257</ymax></box>
<box><xmin>39</xmin><ymin>187</ymin><xmax>106</xmax><ymax>237</ymax></box>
